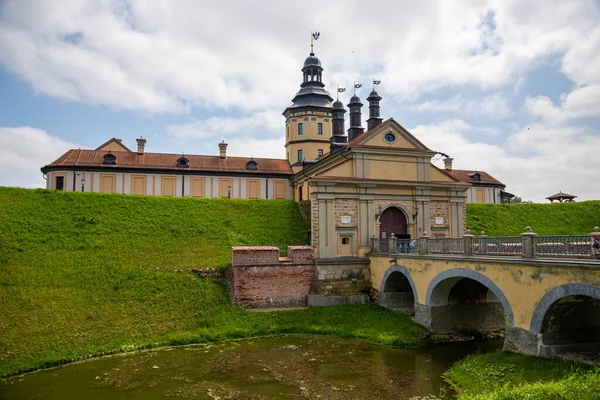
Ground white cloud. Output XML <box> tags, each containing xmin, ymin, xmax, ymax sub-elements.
<box><xmin>1</xmin><ymin>0</ymin><xmax>599</xmax><ymax>113</ymax></box>
<box><xmin>411</xmin><ymin>119</ymin><xmax>598</xmax><ymax>203</ymax></box>
<box><xmin>167</xmin><ymin>109</ymin><xmax>283</xmax><ymax>140</ymax></box>
<box><xmin>410</xmin><ymin>92</ymin><xmax>511</xmax><ymax>119</ymax></box>
<box><xmin>0</xmin><ymin>127</ymin><xmax>79</xmax><ymax>188</ymax></box>
<box><xmin>524</xmin><ymin>84</ymin><xmax>600</xmax><ymax>123</ymax></box>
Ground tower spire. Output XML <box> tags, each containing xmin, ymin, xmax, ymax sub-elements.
<box><xmin>310</xmin><ymin>31</ymin><xmax>320</xmax><ymax>56</ymax></box>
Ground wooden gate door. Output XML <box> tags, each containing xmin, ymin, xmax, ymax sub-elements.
<box><xmin>379</xmin><ymin>207</ymin><xmax>408</xmax><ymax>251</ymax></box>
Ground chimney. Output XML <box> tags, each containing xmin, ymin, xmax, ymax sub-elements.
<box><xmin>330</xmin><ymin>99</ymin><xmax>348</xmax><ymax>154</ymax></box>
<box><xmin>444</xmin><ymin>157</ymin><xmax>453</xmax><ymax>171</ymax></box>
<box><xmin>347</xmin><ymin>95</ymin><xmax>364</xmax><ymax>142</ymax></box>
<box><xmin>366</xmin><ymin>89</ymin><xmax>383</xmax><ymax>131</ymax></box>
<box><xmin>136</xmin><ymin>137</ymin><xmax>146</xmax><ymax>155</ymax></box>
<box><xmin>218</xmin><ymin>140</ymin><xmax>228</xmax><ymax>158</ymax></box>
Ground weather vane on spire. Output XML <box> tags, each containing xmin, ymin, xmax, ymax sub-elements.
<box><xmin>337</xmin><ymin>86</ymin><xmax>346</xmax><ymax>100</ymax></box>
<box><xmin>310</xmin><ymin>31</ymin><xmax>320</xmax><ymax>55</ymax></box>
<box><xmin>373</xmin><ymin>78</ymin><xmax>381</xmax><ymax>89</ymax></box>
<box><xmin>353</xmin><ymin>82</ymin><xmax>362</xmax><ymax>95</ymax></box>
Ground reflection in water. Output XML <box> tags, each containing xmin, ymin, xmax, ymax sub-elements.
<box><xmin>1</xmin><ymin>335</ymin><xmax>502</xmax><ymax>400</ymax></box>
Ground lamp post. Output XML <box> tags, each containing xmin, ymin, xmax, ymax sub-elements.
<box><xmin>81</xmin><ymin>177</ymin><xmax>86</xmax><ymax>192</ymax></box>
<box><xmin>227</xmin><ymin>185</ymin><xmax>231</xmax><ymax>199</ymax></box>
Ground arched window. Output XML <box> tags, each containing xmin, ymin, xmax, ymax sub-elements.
<box><xmin>103</xmin><ymin>153</ymin><xmax>116</xmax><ymax>165</ymax></box>
<box><xmin>176</xmin><ymin>157</ymin><xmax>189</xmax><ymax>168</ymax></box>
<box><xmin>246</xmin><ymin>159</ymin><xmax>258</xmax><ymax>171</ymax></box>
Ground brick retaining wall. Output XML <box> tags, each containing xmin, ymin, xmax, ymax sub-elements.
<box><xmin>230</xmin><ymin>246</ymin><xmax>315</xmax><ymax>308</ymax></box>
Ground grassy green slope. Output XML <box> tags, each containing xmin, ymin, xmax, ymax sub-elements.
<box><xmin>0</xmin><ymin>187</ymin><xmax>426</xmax><ymax>378</ymax></box>
<box><xmin>445</xmin><ymin>352</ymin><xmax>600</xmax><ymax>400</ymax></box>
<box><xmin>466</xmin><ymin>201</ymin><xmax>600</xmax><ymax>236</ymax></box>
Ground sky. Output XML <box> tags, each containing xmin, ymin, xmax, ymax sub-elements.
<box><xmin>0</xmin><ymin>0</ymin><xmax>599</xmax><ymax>202</ymax></box>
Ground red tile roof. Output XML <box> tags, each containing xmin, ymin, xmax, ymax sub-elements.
<box><xmin>446</xmin><ymin>169</ymin><xmax>504</xmax><ymax>186</ymax></box>
<box><xmin>42</xmin><ymin>149</ymin><xmax>293</xmax><ymax>175</ymax></box>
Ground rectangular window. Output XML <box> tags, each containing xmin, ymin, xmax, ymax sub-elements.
<box><xmin>100</xmin><ymin>174</ymin><xmax>116</xmax><ymax>194</ymax></box>
<box><xmin>247</xmin><ymin>179</ymin><xmax>260</xmax><ymax>199</ymax></box>
<box><xmin>298</xmin><ymin>123</ymin><xmax>303</xmax><ymax>134</ymax></box>
<box><xmin>131</xmin><ymin>175</ymin><xmax>147</xmax><ymax>195</ymax></box>
<box><xmin>298</xmin><ymin>150</ymin><xmax>303</xmax><ymax>161</ymax></box>
<box><xmin>190</xmin><ymin>177</ymin><xmax>205</xmax><ymax>197</ymax></box>
<box><xmin>318</xmin><ymin>123</ymin><xmax>323</xmax><ymax>134</ymax></box>
<box><xmin>161</xmin><ymin>176</ymin><xmax>176</xmax><ymax>197</ymax></box>
<box><xmin>317</xmin><ymin>149</ymin><xmax>323</xmax><ymax>157</ymax></box>
<box><xmin>274</xmin><ymin>180</ymin><xmax>287</xmax><ymax>199</ymax></box>
<box><xmin>55</xmin><ymin>176</ymin><xmax>64</xmax><ymax>191</ymax></box>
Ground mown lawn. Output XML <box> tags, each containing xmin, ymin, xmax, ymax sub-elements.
<box><xmin>445</xmin><ymin>352</ymin><xmax>600</xmax><ymax>399</ymax></box>
<box><xmin>0</xmin><ymin>187</ymin><xmax>426</xmax><ymax>378</ymax></box>
<box><xmin>466</xmin><ymin>201</ymin><xmax>600</xmax><ymax>236</ymax></box>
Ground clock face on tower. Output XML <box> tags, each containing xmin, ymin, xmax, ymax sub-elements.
<box><xmin>384</xmin><ymin>132</ymin><xmax>396</xmax><ymax>143</ymax></box>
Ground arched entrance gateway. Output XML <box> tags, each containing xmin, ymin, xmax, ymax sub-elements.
<box><xmin>378</xmin><ymin>207</ymin><xmax>409</xmax><ymax>252</ymax></box>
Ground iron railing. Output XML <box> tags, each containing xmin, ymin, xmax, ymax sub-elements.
<box><xmin>535</xmin><ymin>236</ymin><xmax>594</xmax><ymax>259</ymax></box>
<box><xmin>370</xmin><ymin>232</ymin><xmax>600</xmax><ymax>261</ymax></box>
<box><xmin>429</xmin><ymin>238</ymin><xmax>464</xmax><ymax>254</ymax></box>
<box><xmin>473</xmin><ymin>236</ymin><xmax>522</xmax><ymax>256</ymax></box>
<box><xmin>371</xmin><ymin>238</ymin><xmax>420</xmax><ymax>254</ymax></box>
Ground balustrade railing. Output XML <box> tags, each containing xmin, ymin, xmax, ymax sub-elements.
<box><xmin>370</xmin><ymin>227</ymin><xmax>600</xmax><ymax>261</ymax></box>
<box><xmin>371</xmin><ymin>238</ymin><xmax>420</xmax><ymax>254</ymax></box>
<box><xmin>429</xmin><ymin>238</ymin><xmax>464</xmax><ymax>254</ymax></box>
<box><xmin>535</xmin><ymin>236</ymin><xmax>595</xmax><ymax>259</ymax></box>
<box><xmin>473</xmin><ymin>236</ymin><xmax>522</xmax><ymax>256</ymax></box>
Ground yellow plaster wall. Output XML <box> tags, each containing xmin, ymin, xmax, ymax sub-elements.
<box><xmin>430</xmin><ymin>167</ymin><xmax>455</xmax><ymax>182</ymax></box>
<box><xmin>369</xmin><ymin>159</ymin><xmax>418</xmax><ymax>181</ymax></box>
<box><xmin>285</xmin><ymin>110</ymin><xmax>332</xmax><ymax>163</ymax></box>
<box><xmin>362</xmin><ymin>129</ymin><xmax>416</xmax><ymax>148</ymax></box>
<box><xmin>372</xmin><ymin>187</ymin><xmax>414</xmax><ymax>195</ymax></box>
<box><xmin>98</xmin><ymin>142</ymin><xmax>129</xmax><ymax>152</ymax></box>
<box><xmin>288</xmin><ymin>141</ymin><xmax>330</xmax><ymax>163</ymax></box>
<box><xmin>317</xmin><ymin>159</ymin><xmax>354</xmax><ymax>178</ymax></box>
<box><xmin>370</xmin><ymin>256</ymin><xmax>600</xmax><ymax>330</ymax></box>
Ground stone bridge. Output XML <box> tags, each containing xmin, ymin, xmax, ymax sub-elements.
<box><xmin>370</xmin><ymin>252</ymin><xmax>600</xmax><ymax>357</ymax></box>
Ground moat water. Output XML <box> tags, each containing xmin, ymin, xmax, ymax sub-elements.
<box><xmin>1</xmin><ymin>335</ymin><xmax>503</xmax><ymax>400</ymax></box>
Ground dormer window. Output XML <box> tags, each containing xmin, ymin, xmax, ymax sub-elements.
<box><xmin>246</xmin><ymin>159</ymin><xmax>258</xmax><ymax>171</ymax></box>
<box><xmin>103</xmin><ymin>153</ymin><xmax>116</xmax><ymax>165</ymax></box>
<box><xmin>176</xmin><ymin>157</ymin><xmax>189</xmax><ymax>168</ymax></box>
<box><xmin>469</xmin><ymin>172</ymin><xmax>481</xmax><ymax>182</ymax></box>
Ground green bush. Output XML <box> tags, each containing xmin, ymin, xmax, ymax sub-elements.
<box><xmin>466</xmin><ymin>201</ymin><xmax>600</xmax><ymax>236</ymax></box>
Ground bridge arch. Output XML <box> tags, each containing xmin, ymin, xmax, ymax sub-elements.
<box><xmin>380</xmin><ymin>264</ymin><xmax>417</xmax><ymax>312</ymax></box>
<box><xmin>530</xmin><ymin>283</ymin><xmax>600</xmax><ymax>333</ymax></box>
<box><xmin>425</xmin><ymin>268</ymin><xmax>515</xmax><ymax>329</ymax></box>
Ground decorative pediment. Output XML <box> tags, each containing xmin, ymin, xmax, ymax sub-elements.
<box><xmin>349</xmin><ymin>119</ymin><xmax>431</xmax><ymax>151</ymax></box>
<box><xmin>95</xmin><ymin>138</ymin><xmax>132</xmax><ymax>153</ymax></box>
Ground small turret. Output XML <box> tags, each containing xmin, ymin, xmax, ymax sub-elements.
<box><xmin>347</xmin><ymin>95</ymin><xmax>364</xmax><ymax>142</ymax></box>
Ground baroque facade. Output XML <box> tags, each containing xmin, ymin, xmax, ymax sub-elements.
<box><xmin>41</xmin><ymin>44</ymin><xmax>509</xmax><ymax>259</ymax></box>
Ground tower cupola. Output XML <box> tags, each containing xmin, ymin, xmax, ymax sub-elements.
<box><xmin>282</xmin><ymin>32</ymin><xmax>333</xmax><ymax>170</ymax></box>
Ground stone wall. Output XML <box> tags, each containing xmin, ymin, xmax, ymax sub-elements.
<box><xmin>429</xmin><ymin>201</ymin><xmax>450</xmax><ymax>236</ymax></box>
<box><xmin>230</xmin><ymin>246</ymin><xmax>315</xmax><ymax>308</ymax></box>
<box><xmin>334</xmin><ymin>199</ymin><xmax>358</xmax><ymax>227</ymax></box>
<box><xmin>314</xmin><ymin>259</ymin><xmax>371</xmax><ymax>295</ymax></box>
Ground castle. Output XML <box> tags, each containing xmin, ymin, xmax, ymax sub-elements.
<box><xmin>41</xmin><ymin>42</ymin><xmax>509</xmax><ymax>259</ymax></box>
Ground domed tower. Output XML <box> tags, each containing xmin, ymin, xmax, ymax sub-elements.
<box><xmin>283</xmin><ymin>47</ymin><xmax>334</xmax><ymax>171</ymax></box>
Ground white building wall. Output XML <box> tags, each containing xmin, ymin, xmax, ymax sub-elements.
<box><xmin>44</xmin><ymin>169</ymin><xmax>293</xmax><ymax>199</ymax></box>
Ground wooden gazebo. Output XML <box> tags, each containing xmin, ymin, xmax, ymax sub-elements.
<box><xmin>546</xmin><ymin>191</ymin><xmax>577</xmax><ymax>203</ymax></box>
